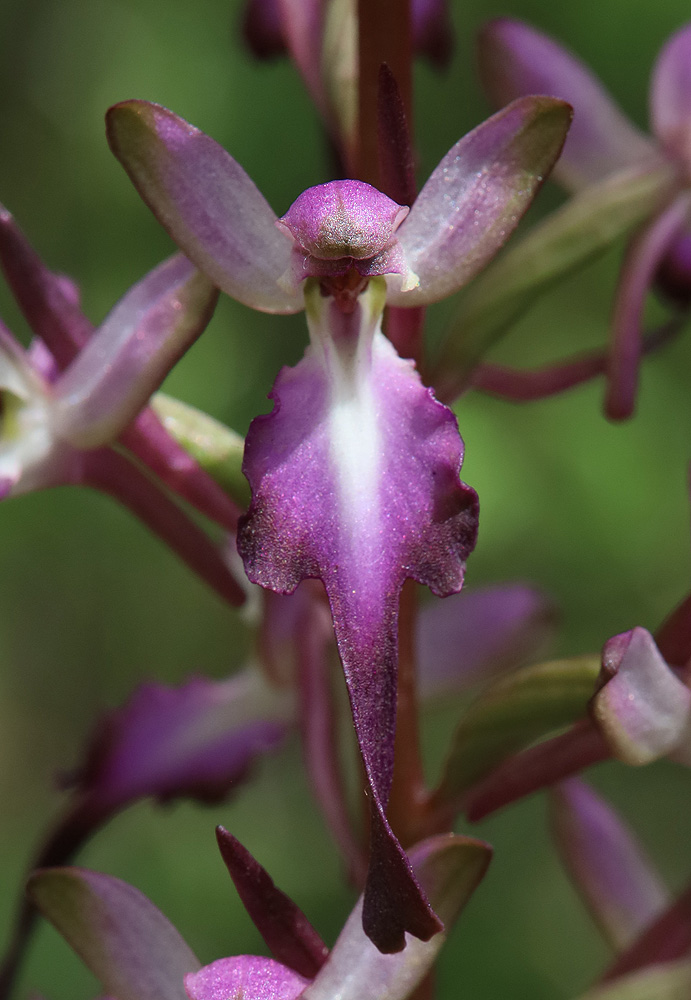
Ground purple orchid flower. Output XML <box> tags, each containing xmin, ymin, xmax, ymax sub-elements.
<box><xmin>0</xmin><ymin>207</ymin><xmax>245</xmax><ymax>605</ymax></box>
<box><xmin>27</xmin><ymin>831</ymin><xmax>490</xmax><ymax>1000</ymax></box>
<box><xmin>105</xmin><ymin>94</ymin><xmax>570</xmax><ymax>951</ymax></box>
<box><xmin>478</xmin><ymin>19</ymin><xmax>691</xmax><ymax>419</ymax></box>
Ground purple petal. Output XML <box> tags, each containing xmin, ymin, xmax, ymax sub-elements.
<box><xmin>550</xmin><ymin>779</ymin><xmax>669</xmax><ymax>950</ymax></box>
<box><xmin>238</xmin><ymin>281</ymin><xmax>478</xmax><ymax>951</ymax></box>
<box><xmin>602</xmin><ymin>883</ymin><xmax>691</xmax><ymax>982</ymax></box>
<box><xmin>650</xmin><ymin>24</ymin><xmax>691</xmax><ymax>167</ymax></box>
<box><xmin>477</xmin><ymin>19</ymin><xmax>659</xmax><ymax>190</ymax></box>
<box><xmin>605</xmin><ymin>195</ymin><xmax>690</xmax><ymax>420</ymax></box>
<box><xmin>417</xmin><ymin>584</ymin><xmax>557</xmax><ymax>699</ymax></box>
<box><xmin>215</xmin><ymin>828</ymin><xmax>328</xmax><ymax>979</ymax></box>
<box><xmin>72</xmin><ymin>671</ymin><xmax>294</xmax><ymax>812</ymax></box>
<box><xmin>389</xmin><ymin>96</ymin><xmax>572</xmax><ymax>306</ymax></box>
<box><xmin>0</xmin><ymin>205</ymin><xmax>92</xmax><ymax>369</ymax></box>
<box><xmin>301</xmin><ymin>836</ymin><xmax>491</xmax><ymax>1000</ymax></box>
<box><xmin>592</xmin><ymin>628</ymin><xmax>691</xmax><ymax>765</ymax></box>
<box><xmin>185</xmin><ymin>956</ymin><xmax>308</xmax><ymax>1000</ymax></box>
<box><xmin>27</xmin><ymin>868</ymin><xmax>200</xmax><ymax>1000</ymax></box>
<box><xmin>79</xmin><ymin>448</ymin><xmax>246</xmax><ymax>606</ymax></box>
<box><xmin>106</xmin><ymin>102</ymin><xmax>301</xmax><ymax>314</ymax></box>
<box><xmin>52</xmin><ymin>256</ymin><xmax>218</xmax><ymax>448</ymax></box>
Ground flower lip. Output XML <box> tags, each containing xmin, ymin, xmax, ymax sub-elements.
<box><xmin>277</xmin><ymin>179</ymin><xmax>409</xmax><ymax>261</ymax></box>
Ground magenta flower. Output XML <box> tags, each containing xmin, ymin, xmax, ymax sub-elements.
<box><xmin>27</xmin><ymin>830</ymin><xmax>490</xmax><ymax>1000</ymax></box>
<box><xmin>478</xmin><ymin>19</ymin><xmax>691</xmax><ymax>418</ymax></box>
<box><xmin>106</xmin><ymin>94</ymin><xmax>570</xmax><ymax>951</ymax></box>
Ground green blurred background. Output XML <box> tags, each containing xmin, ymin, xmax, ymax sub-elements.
<box><xmin>1</xmin><ymin>0</ymin><xmax>690</xmax><ymax>997</ymax></box>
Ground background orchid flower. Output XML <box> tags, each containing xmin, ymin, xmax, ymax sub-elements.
<box><xmin>0</xmin><ymin>210</ymin><xmax>244</xmax><ymax>606</ymax></box>
<box><xmin>27</xmin><ymin>832</ymin><xmax>491</xmax><ymax>1000</ymax></box>
<box><xmin>106</xmin><ymin>93</ymin><xmax>570</xmax><ymax>952</ymax></box>
<box><xmin>477</xmin><ymin>18</ymin><xmax>691</xmax><ymax>419</ymax></box>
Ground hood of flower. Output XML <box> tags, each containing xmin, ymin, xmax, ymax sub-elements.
<box><xmin>277</xmin><ymin>179</ymin><xmax>409</xmax><ymax>260</ymax></box>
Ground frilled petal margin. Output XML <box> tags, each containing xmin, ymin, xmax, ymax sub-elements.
<box><xmin>238</xmin><ymin>279</ymin><xmax>479</xmax><ymax>952</ymax></box>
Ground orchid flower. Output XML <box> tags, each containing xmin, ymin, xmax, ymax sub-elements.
<box><xmin>0</xmin><ymin>208</ymin><xmax>245</xmax><ymax>605</ymax></box>
<box><xmin>478</xmin><ymin>19</ymin><xmax>691</xmax><ymax>418</ymax></box>
<box><xmin>105</xmin><ymin>93</ymin><xmax>570</xmax><ymax>951</ymax></box>
<box><xmin>27</xmin><ymin>830</ymin><xmax>491</xmax><ymax>1000</ymax></box>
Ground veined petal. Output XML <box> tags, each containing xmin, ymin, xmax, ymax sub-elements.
<box><xmin>592</xmin><ymin>628</ymin><xmax>691</xmax><ymax>765</ymax></box>
<box><xmin>238</xmin><ymin>279</ymin><xmax>478</xmax><ymax>951</ymax></box>
<box><xmin>388</xmin><ymin>96</ymin><xmax>572</xmax><ymax>306</ymax></box>
<box><xmin>52</xmin><ymin>255</ymin><xmax>218</xmax><ymax>448</ymax></box>
<box><xmin>605</xmin><ymin>194</ymin><xmax>690</xmax><ymax>420</ymax></box>
<box><xmin>650</xmin><ymin>24</ymin><xmax>691</xmax><ymax>168</ymax></box>
<box><xmin>27</xmin><ymin>868</ymin><xmax>200</xmax><ymax>1000</ymax></box>
<box><xmin>478</xmin><ymin>19</ymin><xmax>660</xmax><ymax>191</ymax></box>
<box><xmin>550</xmin><ymin>779</ymin><xmax>669</xmax><ymax>950</ymax></box>
<box><xmin>301</xmin><ymin>836</ymin><xmax>491</xmax><ymax>1000</ymax></box>
<box><xmin>106</xmin><ymin>101</ymin><xmax>302</xmax><ymax>314</ymax></box>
